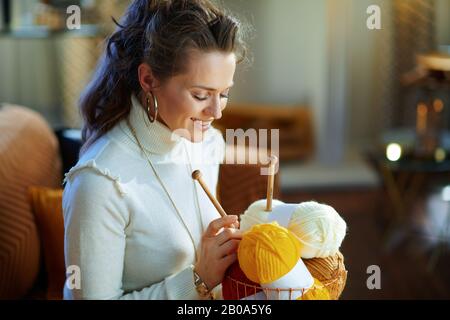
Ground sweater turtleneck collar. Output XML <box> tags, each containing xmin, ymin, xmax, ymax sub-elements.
<box><xmin>120</xmin><ymin>94</ymin><xmax>183</xmax><ymax>155</ymax></box>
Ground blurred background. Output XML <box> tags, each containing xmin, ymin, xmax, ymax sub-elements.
<box><xmin>0</xmin><ymin>0</ymin><xmax>450</xmax><ymax>299</ymax></box>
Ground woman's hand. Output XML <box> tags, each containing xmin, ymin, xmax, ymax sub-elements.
<box><xmin>194</xmin><ymin>215</ymin><xmax>242</xmax><ymax>290</ymax></box>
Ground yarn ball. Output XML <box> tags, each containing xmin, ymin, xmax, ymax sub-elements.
<box><xmin>238</xmin><ymin>222</ymin><xmax>302</xmax><ymax>284</ymax></box>
<box><xmin>240</xmin><ymin>200</ymin><xmax>347</xmax><ymax>259</ymax></box>
<box><xmin>297</xmin><ymin>278</ymin><xmax>331</xmax><ymax>300</ymax></box>
<box><xmin>222</xmin><ymin>261</ymin><xmax>262</xmax><ymax>300</ymax></box>
<box><xmin>239</xmin><ymin>199</ymin><xmax>285</xmax><ymax>231</ymax></box>
<box><xmin>290</xmin><ymin>201</ymin><xmax>347</xmax><ymax>258</ymax></box>
<box><xmin>303</xmin><ymin>251</ymin><xmax>348</xmax><ymax>300</ymax></box>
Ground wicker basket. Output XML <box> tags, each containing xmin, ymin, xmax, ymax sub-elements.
<box><xmin>223</xmin><ymin>251</ymin><xmax>347</xmax><ymax>300</ymax></box>
<box><xmin>304</xmin><ymin>251</ymin><xmax>347</xmax><ymax>300</ymax></box>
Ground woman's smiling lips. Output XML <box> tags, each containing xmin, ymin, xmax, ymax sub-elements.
<box><xmin>191</xmin><ymin>118</ymin><xmax>213</xmax><ymax>131</ymax></box>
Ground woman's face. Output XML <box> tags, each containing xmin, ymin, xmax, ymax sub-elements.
<box><xmin>140</xmin><ymin>50</ymin><xmax>236</xmax><ymax>143</ymax></box>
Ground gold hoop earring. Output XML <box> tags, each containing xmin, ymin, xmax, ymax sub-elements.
<box><xmin>146</xmin><ymin>91</ymin><xmax>158</xmax><ymax>123</ymax></box>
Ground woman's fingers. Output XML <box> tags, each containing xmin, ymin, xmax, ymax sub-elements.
<box><xmin>220</xmin><ymin>252</ymin><xmax>238</xmax><ymax>269</ymax></box>
<box><xmin>217</xmin><ymin>239</ymin><xmax>240</xmax><ymax>257</ymax></box>
<box><xmin>204</xmin><ymin>215</ymin><xmax>238</xmax><ymax>237</ymax></box>
<box><xmin>196</xmin><ymin>216</ymin><xmax>242</xmax><ymax>289</ymax></box>
<box><xmin>216</xmin><ymin>228</ymin><xmax>243</xmax><ymax>246</ymax></box>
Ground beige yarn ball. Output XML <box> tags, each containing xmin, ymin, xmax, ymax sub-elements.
<box><xmin>290</xmin><ymin>201</ymin><xmax>347</xmax><ymax>258</ymax></box>
<box><xmin>303</xmin><ymin>251</ymin><xmax>348</xmax><ymax>300</ymax></box>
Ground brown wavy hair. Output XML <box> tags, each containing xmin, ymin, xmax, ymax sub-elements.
<box><xmin>79</xmin><ymin>0</ymin><xmax>248</xmax><ymax>156</ymax></box>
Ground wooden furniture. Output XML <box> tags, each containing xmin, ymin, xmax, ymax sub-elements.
<box><xmin>218</xmin><ymin>163</ymin><xmax>280</xmax><ymax>217</ymax></box>
<box><xmin>215</xmin><ymin>103</ymin><xmax>314</xmax><ymax>162</ymax></box>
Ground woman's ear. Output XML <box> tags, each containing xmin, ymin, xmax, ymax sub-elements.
<box><xmin>138</xmin><ymin>63</ymin><xmax>160</xmax><ymax>92</ymax></box>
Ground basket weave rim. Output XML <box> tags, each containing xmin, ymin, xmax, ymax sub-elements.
<box><xmin>225</xmin><ymin>269</ymin><xmax>347</xmax><ymax>291</ymax></box>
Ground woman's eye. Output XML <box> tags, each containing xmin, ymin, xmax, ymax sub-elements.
<box><xmin>194</xmin><ymin>95</ymin><xmax>208</xmax><ymax>101</ymax></box>
<box><xmin>193</xmin><ymin>92</ymin><xmax>229</xmax><ymax>101</ymax></box>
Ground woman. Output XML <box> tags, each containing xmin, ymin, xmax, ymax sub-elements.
<box><xmin>62</xmin><ymin>0</ymin><xmax>248</xmax><ymax>299</ymax></box>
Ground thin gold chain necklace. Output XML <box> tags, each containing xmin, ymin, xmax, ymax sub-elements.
<box><xmin>125</xmin><ymin>117</ymin><xmax>205</xmax><ymax>261</ymax></box>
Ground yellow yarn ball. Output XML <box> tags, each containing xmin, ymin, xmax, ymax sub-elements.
<box><xmin>238</xmin><ymin>222</ymin><xmax>302</xmax><ymax>284</ymax></box>
<box><xmin>297</xmin><ymin>278</ymin><xmax>331</xmax><ymax>300</ymax></box>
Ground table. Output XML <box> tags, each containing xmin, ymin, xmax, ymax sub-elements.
<box><xmin>368</xmin><ymin>150</ymin><xmax>450</xmax><ymax>270</ymax></box>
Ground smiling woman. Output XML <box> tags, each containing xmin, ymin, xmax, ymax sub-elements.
<box><xmin>79</xmin><ymin>0</ymin><xmax>247</xmax><ymax>153</ymax></box>
<box><xmin>62</xmin><ymin>0</ymin><xmax>248</xmax><ymax>300</ymax></box>
<box><xmin>137</xmin><ymin>49</ymin><xmax>237</xmax><ymax>142</ymax></box>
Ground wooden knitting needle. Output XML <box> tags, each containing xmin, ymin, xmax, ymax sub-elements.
<box><xmin>265</xmin><ymin>155</ymin><xmax>278</xmax><ymax>212</ymax></box>
<box><xmin>192</xmin><ymin>170</ymin><xmax>227</xmax><ymax>217</ymax></box>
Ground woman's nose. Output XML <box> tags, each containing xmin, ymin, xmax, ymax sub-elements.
<box><xmin>204</xmin><ymin>96</ymin><xmax>223</xmax><ymax>119</ymax></box>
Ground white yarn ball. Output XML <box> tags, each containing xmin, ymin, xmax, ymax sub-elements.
<box><xmin>289</xmin><ymin>201</ymin><xmax>347</xmax><ymax>258</ymax></box>
<box><xmin>239</xmin><ymin>199</ymin><xmax>285</xmax><ymax>232</ymax></box>
<box><xmin>240</xmin><ymin>200</ymin><xmax>347</xmax><ymax>259</ymax></box>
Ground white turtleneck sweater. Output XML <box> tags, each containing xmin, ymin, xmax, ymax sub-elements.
<box><xmin>62</xmin><ymin>95</ymin><xmax>225</xmax><ymax>300</ymax></box>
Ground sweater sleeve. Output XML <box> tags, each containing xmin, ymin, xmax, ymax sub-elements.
<box><xmin>62</xmin><ymin>168</ymin><xmax>203</xmax><ymax>300</ymax></box>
